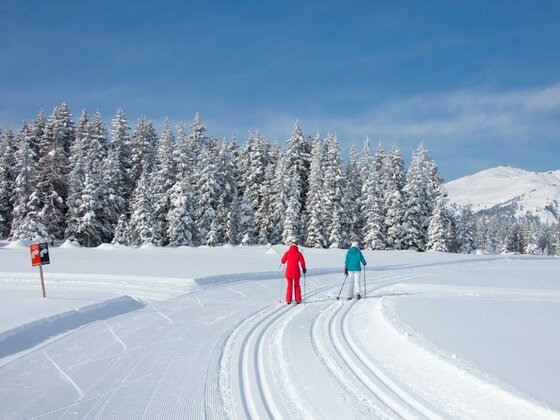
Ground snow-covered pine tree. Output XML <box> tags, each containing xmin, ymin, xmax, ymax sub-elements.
<box><xmin>254</xmin><ymin>157</ymin><xmax>277</xmax><ymax>244</ymax></box>
<box><xmin>223</xmin><ymin>136</ymin><xmax>241</xmax><ymax>244</ymax></box>
<box><xmin>239</xmin><ymin>131</ymin><xmax>270</xmax><ymax>238</ymax></box>
<box><xmin>453</xmin><ymin>205</ymin><xmax>476</xmax><ymax>253</ymax></box>
<box><xmin>283</xmin><ymin>121</ymin><xmax>308</xmax><ymax>242</ymax></box>
<box><xmin>130</xmin><ymin>118</ymin><xmax>157</xmax><ymax>186</ymax></box>
<box><xmin>323</xmin><ymin>133</ymin><xmax>345</xmax><ymax>248</ymax></box>
<box><xmin>186</xmin><ymin>113</ymin><xmax>208</xmax><ymax>171</ymax></box>
<box><xmin>36</xmin><ymin>103</ymin><xmax>75</xmax><ymax>241</ymax></box>
<box><xmin>356</xmin><ymin>137</ymin><xmax>372</xmax><ymax>242</ymax></box>
<box><xmin>239</xmin><ymin>188</ymin><xmax>255</xmax><ymax>246</ymax></box>
<box><xmin>227</xmin><ymin>187</ymin><xmax>241</xmax><ymax>245</ymax></box>
<box><xmin>425</xmin><ymin>158</ymin><xmax>445</xmax><ymax>222</ymax></box>
<box><xmin>167</xmin><ymin>174</ymin><xmax>195</xmax><ymax>247</ymax></box>
<box><xmin>339</xmin><ymin>143</ymin><xmax>362</xmax><ymax>247</ymax></box>
<box><xmin>305</xmin><ymin>134</ymin><xmax>326</xmax><ymax>248</ymax></box>
<box><xmin>427</xmin><ymin>189</ymin><xmax>452</xmax><ymax>252</ymax></box>
<box><xmin>0</xmin><ymin>129</ymin><xmax>16</xmax><ymax>237</ymax></box>
<box><xmin>401</xmin><ymin>144</ymin><xmax>431</xmax><ymax>251</ymax></box>
<box><xmin>10</xmin><ymin>123</ymin><xmax>48</xmax><ymax>240</ymax></box>
<box><xmin>282</xmin><ymin>195</ymin><xmax>301</xmax><ymax>244</ymax></box>
<box><xmin>151</xmin><ymin>120</ymin><xmax>177</xmax><ymax>245</ymax></box>
<box><xmin>31</xmin><ymin>111</ymin><xmax>47</xmax><ymax>163</ymax></box>
<box><xmin>553</xmin><ymin>224</ymin><xmax>560</xmax><ymax>256</ymax></box>
<box><xmin>361</xmin><ymin>159</ymin><xmax>386</xmax><ymax>250</ymax></box>
<box><xmin>384</xmin><ymin>145</ymin><xmax>406</xmax><ymax>249</ymax></box>
<box><xmin>112</xmin><ymin>214</ymin><xmax>130</xmax><ymax>245</ymax></box>
<box><xmin>73</xmin><ymin>173</ymin><xmax>107</xmax><ymax>247</ymax></box>
<box><xmin>101</xmin><ymin>147</ymin><xmax>127</xmax><ymax>242</ymax></box>
<box><xmin>110</xmin><ymin>108</ymin><xmax>133</xmax><ymax>203</ymax></box>
<box><xmin>270</xmin><ymin>144</ymin><xmax>288</xmax><ymax>244</ymax></box>
<box><xmin>216</xmin><ymin>137</ymin><xmax>240</xmax><ymax>245</ymax></box>
<box><xmin>373</xmin><ymin>143</ymin><xmax>387</xmax><ymax>194</ymax></box>
<box><xmin>66</xmin><ymin>112</ymin><xmax>110</xmax><ymax>246</ymax></box>
<box><xmin>194</xmin><ymin>139</ymin><xmax>221</xmax><ymax>245</ymax></box>
<box><xmin>127</xmin><ymin>167</ymin><xmax>157</xmax><ymax>246</ymax></box>
<box><xmin>65</xmin><ymin>110</ymin><xmax>89</xmax><ymax>242</ymax></box>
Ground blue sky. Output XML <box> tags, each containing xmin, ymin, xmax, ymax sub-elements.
<box><xmin>1</xmin><ymin>0</ymin><xmax>559</xmax><ymax>180</ymax></box>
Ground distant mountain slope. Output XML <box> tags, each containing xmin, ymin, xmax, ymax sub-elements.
<box><xmin>445</xmin><ymin>166</ymin><xmax>560</xmax><ymax>223</ymax></box>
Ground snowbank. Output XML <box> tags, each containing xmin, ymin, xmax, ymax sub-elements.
<box><xmin>5</xmin><ymin>239</ymin><xmax>30</xmax><ymax>249</ymax></box>
<box><xmin>59</xmin><ymin>239</ymin><xmax>81</xmax><ymax>248</ymax></box>
<box><xmin>0</xmin><ymin>296</ymin><xmax>144</xmax><ymax>362</ymax></box>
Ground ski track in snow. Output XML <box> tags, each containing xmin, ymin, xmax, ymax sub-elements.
<box><xmin>104</xmin><ymin>321</ymin><xmax>127</xmax><ymax>351</ymax></box>
<box><xmin>43</xmin><ymin>351</ymin><xmax>85</xmax><ymax>401</ymax></box>
<box><xmin>0</xmin><ymin>258</ymin><xmax>558</xmax><ymax>419</ymax></box>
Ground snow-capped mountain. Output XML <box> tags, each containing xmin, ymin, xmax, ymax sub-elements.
<box><xmin>445</xmin><ymin>166</ymin><xmax>560</xmax><ymax>223</ymax></box>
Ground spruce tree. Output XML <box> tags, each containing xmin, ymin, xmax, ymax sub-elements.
<box><xmin>36</xmin><ymin>103</ymin><xmax>75</xmax><ymax>240</ymax></box>
<box><xmin>323</xmin><ymin>134</ymin><xmax>345</xmax><ymax>248</ymax></box>
<box><xmin>167</xmin><ymin>175</ymin><xmax>194</xmax><ymax>246</ymax></box>
<box><xmin>239</xmin><ymin>131</ymin><xmax>270</xmax><ymax>238</ymax></box>
<box><xmin>401</xmin><ymin>144</ymin><xmax>431</xmax><ymax>251</ymax></box>
<box><xmin>283</xmin><ymin>121</ymin><xmax>308</xmax><ymax>242</ymax></box>
<box><xmin>31</xmin><ymin>111</ymin><xmax>47</xmax><ymax>163</ymax></box>
<box><xmin>239</xmin><ymin>188</ymin><xmax>255</xmax><ymax>246</ymax></box>
<box><xmin>127</xmin><ymin>168</ymin><xmax>157</xmax><ymax>246</ymax></box>
<box><xmin>151</xmin><ymin>120</ymin><xmax>177</xmax><ymax>245</ymax></box>
<box><xmin>305</xmin><ymin>135</ymin><xmax>326</xmax><ymax>248</ymax></box>
<box><xmin>427</xmin><ymin>190</ymin><xmax>452</xmax><ymax>252</ymax></box>
<box><xmin>101</xmin><ymin>147</ymin><xmax>127</xmax><ymax>242</ymax></box>
<box><xmin>130</xmin><ymin>118</ymin><xmax>157</xmax><ymax>185</ymax></box>
<box><xmin>454</xmin><ymin>205</ymin><xmax>476</xmax><ymax>253</ymax></box>
<box><xmin>0</xmin><ymin>129</ymin><xmax>16</xmax><ymax>237</ymax></box>
<box><xmin>340</xmin><ymin>143</ymin><xmax>362</xmax><ymax>246</ymax></box>
<box><xmin>270</xmin><ymin>145</ymin><xmax>288</xmax><ymax>244</ymax></box>
<box><xmin>110</xmin><ymin>108</ymin><xmax>133</xmax><ymax>202</ymax></box>
<box><xmin>194</xmin><ymin>139</ymin><xmax>221</xmax><ymax>245</ymax></box>
<box><xmin>10</xmin><ymin>123</ymin><xmax>46</xmax><ymax>240</ymax></box>
<box><xmin>65</xmin><ymin>111</ymin><xmax>89</xmax><ymax>241</ymax></box>
<box><xmin>362</xmin><ymin>165</ymin><xmax>386</xmax><ymax>250</ymax></box>
<box><xmin>385</xmin><ymin>146</ymin><xmax>406</xmax><ymax>249</ymax></box>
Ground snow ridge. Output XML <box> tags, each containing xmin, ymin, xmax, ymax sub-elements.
<box><xmin>0</xmin><ymin>296</ymin><xmax>144</xmax><ymax>361</ymax></box>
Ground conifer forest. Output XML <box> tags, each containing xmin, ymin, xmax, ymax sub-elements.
<box><xmin>0</xmin><ymin>103</ymin><xmax>558</xmax><ymax>254</ymax></box>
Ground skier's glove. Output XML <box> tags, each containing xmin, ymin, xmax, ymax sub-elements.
<box><xmin>344</xmin><ymin>268</ymin><xmax>348</xmax><ymax>275</ymax></box>
<box><xmin>302</xmin><ymin>268</ymin><xmax>307</xmax><ymax>274</ymax></box>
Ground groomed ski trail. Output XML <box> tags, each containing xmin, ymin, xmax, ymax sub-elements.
<box><xmin>1</xmin><ymin>259</ymin><xmax>558</xmax><ymax>419</ymax></box>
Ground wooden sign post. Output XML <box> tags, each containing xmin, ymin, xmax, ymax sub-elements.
<box><xmin>30</xmin><ymin>243</ymin><xmax>50</xmax><ymax>298</ymax></box>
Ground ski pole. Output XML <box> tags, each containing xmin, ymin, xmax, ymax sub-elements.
<box><xmin>363</xmin><ymin>267</ymin><xmax>367</xmax><ymax>299</ymax></box>
<box><xmin>303</xmin><ymin>271</ymin><xmax>307</xmax><ymax>303</ymax></box>
<box><xmin>279</xmin><ymin>264</ymin><xmax>285</xmax><ymax>303</ymax></box>
<box><xmin>336</xmin><ymin>273</ymin><xmax>348</xmax><ymax>300</ymax></box>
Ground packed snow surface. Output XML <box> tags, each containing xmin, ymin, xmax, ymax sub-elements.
<box><xmin>446</xmin><ymin>165</ymin><xmax>560</xmax><ymax>222</ymax></box>
<box><xmin>0</xmin><ymin>243</ymin><xmax>559</xmax><ymax>419</ymax></box>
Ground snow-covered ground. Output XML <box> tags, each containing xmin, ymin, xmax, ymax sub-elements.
<box><xmin>0</xmin><ymin>242</ymin><xmax>559</xmax><ymax>419</ymax></box>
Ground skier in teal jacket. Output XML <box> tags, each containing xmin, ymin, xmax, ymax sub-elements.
<box><xmin>344</xmin><ymin>241</ymin><xmax>367</xmax><ymax>299</ymax></box>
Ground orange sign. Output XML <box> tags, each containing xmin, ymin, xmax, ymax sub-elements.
<box><xmin>30</xmin><ymin>243</ymin><xmax>41</xmax><ymax>266</ymax></box>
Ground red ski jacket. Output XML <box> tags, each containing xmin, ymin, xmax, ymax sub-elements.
<box><xmin>281</xmin><ymin>244</ymin><xmax>306</xmax><ymax>280</ymax></box>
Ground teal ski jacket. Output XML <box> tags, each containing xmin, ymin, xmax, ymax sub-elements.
<box><xmin>345</xmin><ymin>247</ymin><xmax>367</xmax><ymax>271</ymax></box>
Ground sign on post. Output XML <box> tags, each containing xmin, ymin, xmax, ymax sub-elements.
<box><xmin>30</xmin><ymin>243</ymin><xmax>50</xmax><ymax>298</ymax></box>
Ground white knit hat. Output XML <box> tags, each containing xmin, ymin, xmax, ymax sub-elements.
<box><xmin>351</xmin><ymin>241</ymin><xmax>359</xmax><ymax>248</ymax></box>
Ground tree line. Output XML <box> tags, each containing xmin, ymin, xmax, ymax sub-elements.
<box><xmin>0</xmin><ymin>102</ymin><xmax>558</xmax><ymax>254</ymax></box>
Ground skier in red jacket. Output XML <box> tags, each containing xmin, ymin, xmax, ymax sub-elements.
<box><xmin>281</xmin><ymin>240</ymin><xmax>307</xmax><ymax>304</ymax></box>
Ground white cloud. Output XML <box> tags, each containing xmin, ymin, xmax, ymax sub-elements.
<box><xmin>252</xmin><ymin>82</ymin><xmax>560</xmax><ymax>148</ymax></box>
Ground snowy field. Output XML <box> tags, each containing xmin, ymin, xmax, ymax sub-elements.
<box><xmin>0</xmin><ymin>242</ymin><xmax>559</xmax><ymax>419</ymax></box>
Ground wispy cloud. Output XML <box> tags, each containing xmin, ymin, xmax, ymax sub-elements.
<box><xmin>247</xmin><ymin>83</ymin><xmax>560</xmax><ymax>148</ymax></box>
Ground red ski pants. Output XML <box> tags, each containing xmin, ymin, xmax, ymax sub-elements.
<box><xmin>286</xmin><ymin>277</ymin><xmax>301</xmax><ymax>303</ymax></box>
